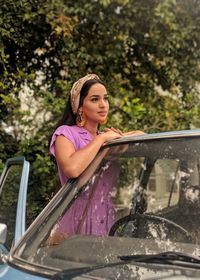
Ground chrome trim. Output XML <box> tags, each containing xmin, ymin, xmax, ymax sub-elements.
<box><xmin>104</xmin><ymin>129</ymin><xmax>200</xmax><ymax>146</ymax></box>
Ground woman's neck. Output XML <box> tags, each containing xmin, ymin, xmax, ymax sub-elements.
<box><xmin>83</xmin><ymin>123</ymin><xmax>98</xmax><ymax>137</ymax></box>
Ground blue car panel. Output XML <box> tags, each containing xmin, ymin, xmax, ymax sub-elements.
<box><xmin>0</xmin><ymin>266</ymin><xmax>44</xmax><ymax>280</ymax></box>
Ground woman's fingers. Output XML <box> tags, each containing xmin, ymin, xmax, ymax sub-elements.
<box><xmin>104</xmin><ymin>128</ymin><xmax>145</xmax><ymax>137</ymax></box>
<box><xmin>104</xmin><ymin>127</ymin><xmax>123</xmax><ymax>135</ymax></box>
<box><xmin>103</xmin><ymin>128</ymin><xmax>111</xmax><ymax>132</ymax></box>
<box><xmin>111</xmin><ymin>127</ymin><xmax>123</xmax><ymax>135</ymax></box>
<box><xmin>124</xmin><ymin>130</ymin><xmax>146</xmax><ymax>136</ymax></box>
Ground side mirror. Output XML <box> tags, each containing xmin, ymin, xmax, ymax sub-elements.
<box><xmin>0</xmin><ymin>224</ymin><xmax>7</xmax><ymax>244</ymax></box>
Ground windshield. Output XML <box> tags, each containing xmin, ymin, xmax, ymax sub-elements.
<box><xmin>15</xmin><ymin>136</ymin><xmax>200</xmax><ymax>274</ymax></box>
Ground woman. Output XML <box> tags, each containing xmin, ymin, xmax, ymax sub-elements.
<box><xmin>48</xmin><ymin>74</ymin><xmax>144</xmax><ymax>242</ymax></box>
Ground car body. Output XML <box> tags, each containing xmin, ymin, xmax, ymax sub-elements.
<box><xmin>1</xmin><ymin>129</ymin><xmax>200</xmax><ymax>279</ymax></box>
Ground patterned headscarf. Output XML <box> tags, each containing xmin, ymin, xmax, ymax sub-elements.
<box><xmin>70</xmin><ymin>74</ymin><xmax>100</xmax><ymax>114</ymax></box>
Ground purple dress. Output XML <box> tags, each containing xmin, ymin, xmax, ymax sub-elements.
<box><xmin>49</xmin><ymin>125</ymin><xmax>119</xmax><ymax>236</ymax></box>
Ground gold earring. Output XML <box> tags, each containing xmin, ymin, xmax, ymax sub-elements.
<box><xmin>76</xmin><ymin>110</ymin><xmax>86</xmax><ymax>127</ymax></box>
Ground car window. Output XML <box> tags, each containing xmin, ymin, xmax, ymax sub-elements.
<box><xmin>0</xmin><ymin>157</ymin><xmax>30</xmax><ymax>249</ymax></box>
<box><xmin>57</xmin><ymin>139</ymin><xmax>200</xmax><ymax>239</ymax></box>
<box><xmin>0</xmin><ymin>165</ymin><xmax>23</xmax><ymax>248</ymax></box>
<box><xmin>147</xmin><ymin>159</ymin><xmax>180</xmax><ymax>211</ymax></box>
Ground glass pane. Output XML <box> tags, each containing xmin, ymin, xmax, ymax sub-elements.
<box><xmin>147</xmin><ymin>159</ymin><xmax>180</xmax><ymax>211</ymax></box>
<box><xmin>0</xmin><ymin>165</ymin><xmax>22</xmax><ymax>248</ymax></box>
<box><xmin>50</xmin><ymin>139</ymin><xmax>200</xmax><ymax>242</ymax></box>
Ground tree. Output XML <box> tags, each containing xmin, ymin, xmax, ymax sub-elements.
<box><xmin>0</xmin><ymin>0</ymin><xmax>78</xmax><ymax>217</ymax></box>
<box><xmin>0</xmin><ymin>0</ymin><xmax>200</xmax><ymax>219</ymax></box>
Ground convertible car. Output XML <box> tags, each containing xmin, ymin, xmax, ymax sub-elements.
<box><xmin>1</xmin><ymin>129</ymin><xmax>200</xmax><ymax>279</ymax></box>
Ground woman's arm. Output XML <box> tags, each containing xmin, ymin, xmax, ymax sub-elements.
<box><xmin>55</xmin><ymin>130</ymin><xmax>122</xmax><ymax>178</ymax></box>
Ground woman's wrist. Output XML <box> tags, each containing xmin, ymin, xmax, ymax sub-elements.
<box><xmin>96</xmin><ymin>133</ymin><xmax>107</xmax><ymax>144</ymax></box>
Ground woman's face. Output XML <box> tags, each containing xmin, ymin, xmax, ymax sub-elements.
<box><xmin>80</xmin><ymin>83</ymin><xmax>109</xmax><ymax>125</ymax></box>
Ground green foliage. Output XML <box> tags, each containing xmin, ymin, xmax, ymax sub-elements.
<box><xmin>1</xmin><ymin>0</ymin><xmax>200</xmax><ymax>220</ymax></box>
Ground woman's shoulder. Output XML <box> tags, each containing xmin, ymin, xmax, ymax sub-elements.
<box><xmin>57</xmin><ymin>124</ymin><xmax>84</xmax><ymax>138</ymax></box>
<box><xmin>49</xmin><ymin>125</ymin><xmax>78</xmax><ymax>156</ymax></box>
<box><xmin>51</xmin><ymin>125</ymin><xmax>79</xmax><ymax>142</ymax></box>
<box><xmin>55</xmin><ymin>125</ymin><xmax>77</xmax><ymax>133</ymax></box>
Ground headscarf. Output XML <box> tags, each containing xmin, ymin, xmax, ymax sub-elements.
<box><xmin>70</xmin><ymin>74</ymin><xmax>100</xmax><ymax>114</ymax></box>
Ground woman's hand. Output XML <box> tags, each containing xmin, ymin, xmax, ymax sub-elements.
<box><xmin>104</xmin><ymin>127</ymin><xmax>145</xmax><ymax>137</ymax></box>
<box><xmin>99</xmin><ymin>128</ymin><xmax>123</xmax><ymax>142</ymax></box>
<box><xmin>123</xmin><ymin>130</ymin><xmax>145</xmax><ymax>136</ymax></box>
<box><xmin>104</xmin><ymin>127</ymin><xmax>123</xmax><ymax>135</ymax></box>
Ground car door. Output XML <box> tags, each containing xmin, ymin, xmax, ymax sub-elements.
<box><xmin>0</xmin><ymin>156</ymin><xmax>30</xmax><ymax>254</ymax></box>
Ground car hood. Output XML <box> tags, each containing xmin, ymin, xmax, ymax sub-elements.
<box><xmin>55</xmin><ymin>262</ymin><xmax>200</xmax><ymax>280</ymax></box>
<box><xmin>2</xmin><ymin>261</ymin><xmax>200</xmax><ymax>280</ymax></box>
<box><xmin>20</xmin><ymin>235</ymin><xmax>200</xmax><ymax>279</ymax></box>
